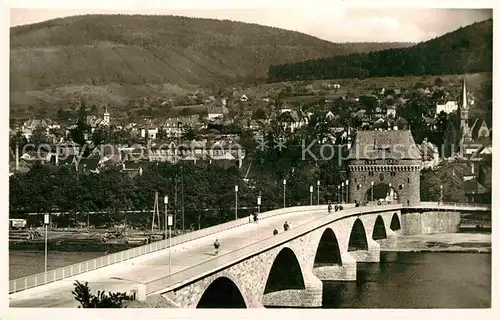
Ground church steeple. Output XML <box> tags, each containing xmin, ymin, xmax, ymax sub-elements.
<box><xmin>459</xmin><ymin>77</ymin><xmax>471</xmax><ymax>153</ymax></box>
<box><xmin>461</xmin><ymin>78</ymin><xmax>468</xmax><ymax>111</ymax></box>
<box><xmin>103</xmin><ymin>105</ymin><xmax>110</xmax><ymax>125</ymax></box>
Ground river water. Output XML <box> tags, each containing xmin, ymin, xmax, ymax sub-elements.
<box><xmin>322</xmin><ymin>252</ymin><xmax>491</xmax><ymax>308</ymax></box>
<box><xmin>9</xmin><ymin>251</ymin><xmax>491</xmax><ymax>308</ymax></box>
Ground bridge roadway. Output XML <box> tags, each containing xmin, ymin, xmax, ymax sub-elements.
<box><xmin>9</xmin><ymin>201</ymin><xmax>488</xmax><ymax>308</ymax></box>
<box><xmin>9</xmin><ymin>205</ymin><xmax>339</xmax><ymax>308</ymax></box>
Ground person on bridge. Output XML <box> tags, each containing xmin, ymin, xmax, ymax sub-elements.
<box><xmin>328</xmin><ymin>202</ymin><xmax>332</xmax><ymax>214</ymax></box>
<box><xmin>283</xmin><ymin>221</ymin><xmax>290</xmax><ymax>231</ymax></box>
<box><xmin>334</xmin><ymin>204</ymin><xmax>339</xmax><ymax>212</ymax></box>
<box><xmin>213</xmin><ymin>239</ymin><xmax>220</xmax><ymax>255</ymax></box>
<box><xmin>273</xmin><ymin>229</ymin><xmax>279</xmax><ymax>236</ymax></box>
<box><xmin>253</xmin><ymin>212</ymin><xmax>258</xmax><ymax>223</ymax></box>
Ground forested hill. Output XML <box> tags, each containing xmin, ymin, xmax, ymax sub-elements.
<box><xmin>268</xmin><ymin>19</ymin><xmax>493</xmax><ymax>82</ymax></box>
<box><xmin>10</xmin><ymin>14</ymin><xmax>412</xmax><ymax>93</ymax></box>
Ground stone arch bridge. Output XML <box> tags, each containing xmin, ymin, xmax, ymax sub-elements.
<box><xmin>9</xmin><ymin>202</ymin><xmax>490</xmax><ymax>308</ymax></box>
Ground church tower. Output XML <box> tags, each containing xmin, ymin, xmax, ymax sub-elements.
<box><xmin>103</xmin><ymin>106</ymin><xmax>110</xmax><ymax>125</ymax></box>
<box><xmin>459</xmin><ymin>78</ymin><xmax>471</xmax><ymax>152</ymax></box>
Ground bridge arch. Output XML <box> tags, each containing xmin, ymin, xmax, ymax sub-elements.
<box><xmin>196</xmin><ymin>276</ymin><xmax>247</xmax><ymax>308</ymax></box>
<box><xmin>264</xmin><ymin>247</ymin><xmax>305</xmax><ymax>294</ymax></box>
<box><xmin>390</xmin><ymin>212</ymin><xmax>401</xmax><ymax>231</ymax></box>
<box><xmin>348</xmin><ymin>219</ymin><xmax>368</xmax><ymax>251</ymax></box>
<box><xmin>372</xmin><ymin>215</ymin><xmax>387</xmax><ymax>240</ymax></box>
<box><xmin>314</xmin><ymin>228</ymin><xmax>342</xmax><ymax>267</ymax></box>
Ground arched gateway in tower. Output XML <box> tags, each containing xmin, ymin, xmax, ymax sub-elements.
<box><xmin>347</xmin><ymin>130</ymin><xmax>422</xmax><ymax>206</ymax></box>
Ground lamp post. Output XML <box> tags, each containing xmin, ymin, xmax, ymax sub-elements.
<box><xmin>257</xmin><ymin>195</ymin><xmax>261</xmax><ymax>214</ymax></box>
<box><xmin>257</xmin><ymin>195</ymin><xmax>261</xmax><ymax>240</ymax></box>
<box><xmin>371</xmin><ymin>181</ymin><xmax>374</xmax><ymax>202</ymax></box>
<box><xmin>283</xmin><ymin>179</ymin><xmax>287</xmax><ymax>208</ymax></box>
<box><xmin>309</xmin><ymin>186</ymin><xmax>314</xmax><ymax>220</ymax></box>
<box><xmin>167</xmin><ymin>213</ymin><xmax>173</xmax><ymax>275</ymax></box>
<box><xmin>388</xmin><ymin>183</ymin><xmax>392</xmax><ymax>203</ymax></box>
<box><xmin>440</xmin><ymin>185</ymin><xmax>443</xmax><ymax>204</ymax></box>
<box><xmin>345</xmin><ymin>179</ymin><xmax>349</xmax><ymax>203</ymax></box>
<box><xmin>235</xmin><ymin>185</ymin><xmax>238</xmax><ymax>220</ymax></box>
<box><xmin>317</xmin><ymin>180</ymin><xmax>320</xmax><ymax>205</ymax></box>
<box><xmin>341</xmin><ymin>182</ymin><xmax>344</xmax><ymax>203</ymax></box>
<box><xmin>44</xmin><ymin>213</ymin><xmax>49</xmax><ymax>283</ymax></box>
<box><xmin>337</xmin><ymin>185</ymin><xmax>340</xmax><ymax>203</ymax></box>
<box><xmin>164</xmin><ymin>196</ymin><xmax>168</xmax><ymax>239</ymax></box>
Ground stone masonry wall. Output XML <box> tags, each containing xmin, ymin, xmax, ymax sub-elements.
<box><xmin>401</xmin><ymin>211</ymin><xmax>461</xmax><ymax>235</ymax></box>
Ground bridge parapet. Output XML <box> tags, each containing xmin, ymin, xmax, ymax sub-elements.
<box><xmin>9</xmin><ymin>204</ymin><xmax>340</xmax><ymax>295</ymax></box>
<box><xmin>9</xmin><ymin>201</ymin><xmax>488</xmax><ymax>297</ymax></box>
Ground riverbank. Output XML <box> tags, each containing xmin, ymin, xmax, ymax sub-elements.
<box><xmin>387</xmin><ymin>232</ymin><xmax>491</xmax><ymax>253</ymax></box>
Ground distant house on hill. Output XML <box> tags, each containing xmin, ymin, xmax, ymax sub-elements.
<box><xmin>435</xmin><ymin>101</ymin><xmax>458</xmax><ymax>116</ymax></box>
<box><xmin>418</xmin><ymin>138</ymin><xmax>439</xmax><ymax>169</ymax></box>
<box><xmin>207</xmin><ymin>106</ymin><xmax>228</xmax><ymax>121</ymax></box>
<box><xmin>121</xmin><ymin>160</ymin><xmax>145</xmax><ymax>177</ymax></box>
<box><xmin>86</xmin><ymin>107</ymin><xmax>111</xmax><ymax>132</ymax></box>
<box><xmin>21</xmin><ymin>118</ymin><xmax>60</xmax><ymax>140</ymax></box>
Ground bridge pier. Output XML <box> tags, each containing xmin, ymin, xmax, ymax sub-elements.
<box><xmin>349</xmin><ymin>239</ymin><xmax>380</xmax><ymax>263</ymax></box>
<box><xmin>312</xmin><ymin>251</ymin><xmax>357</xmax><ymax>281</ymax></box>
<box><xmin>376</xmin><ymin>228</ymin><xmax>398</xmax><ymax>250</ymax></box>
<box><xmin>262</xmin><ymin>269</ymin><xmax>322</xmax><ymax>308</ymax></box>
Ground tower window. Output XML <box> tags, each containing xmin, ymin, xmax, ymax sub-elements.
<box><xmin>407</xmin><ymin>178</ymin><xmax>410</xmax><ymax>183</ymax></box>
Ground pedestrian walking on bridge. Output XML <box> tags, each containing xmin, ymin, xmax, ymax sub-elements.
<box><xmin>213</xmin><ymin>239</ymin><xmax>220</xmax><ymax>255</ymax></box>
<box><xmin>283</xmin><ymin>221</ymin><xmax>290</xmax><ymax>231</ymax></box>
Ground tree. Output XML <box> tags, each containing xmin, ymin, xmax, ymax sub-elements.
<box><xmin>252</xmin><ymin>107</ymin><xmax>267</xmax><ymax>120</ymax></box>
<box><xmin>30</xmin><ymin>125</ymin><xmax>50</xmax><ymax>147</ymax></box>
<box><xmin>181</xmin><ymin>126</ymin><xmax>198</xmax><ymax>141</ymax></box>
<box><xmin>72</xmin><ymin>281</ymin><xmax>133</xmax><ymax>308</ymax></box>
<box><xmin>434</xmin><ymin>77</ymin><xmax>444</xmax><ymax>87</ymax></box>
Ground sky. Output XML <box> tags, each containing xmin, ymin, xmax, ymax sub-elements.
<box><xmin>8</xmin><ymin>3</ymin><xmax>493</xmax><ymax>43</ymax></box>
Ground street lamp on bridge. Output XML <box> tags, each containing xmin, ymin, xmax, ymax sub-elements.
<box><xmin>164</xmin><ymin>196</ymin><xmax>168</xmax><ymax>239</ymax></box>
<box><xmin>44</xmin><ymin>213</ymin><xmax>49</xmax><ymax>284</ymax></box>
<box><xmin>341</xmin><ymin>182</ymin><xmax>344</xmax><ymax>203</ymax></box>
<box><xmin>257</xmin><ymin>195</ymin><xmax>261</xmax><ymax>214</ymax></box>
<box><xmin>257</xmin><ymin>195</ymin><xmax>262</xmax><ymax>240</ymax></box>
<box><xmin>387</xmin><ymin>183</ymin><xmax>391</xmax><ymax>202</ymax></box>
<box><xmin>235</xmin><ymin>185</ymin><xmax>238</xmax><ymax>220</ymax></box>
<box><xmin>345</xmin><ymin>179</ymin><xmax>349</xmax><ymax>203</ymax></box>
<box><xmin>283</xmin><ymin>179</ymin><xmax>287</xmax><ymax>208</ymax></box>
<box><xmin>309</xmin><ymin>185</ymin><xmax>314</xmax><ymax>220</ymax></box>
<box><xmin>440</xmin><ymin>185</ymin><xmax>443</xmax><ymax>204</ymax></box>
<box><xmin>371</xmin><ymin>181</ymin><xmax>374</xmax><ymax>202</ymax></box>
<box><xmin>317</xmin><ymin>180</ymin><xmax>320</xmax><ymax>205</ymax></box>
<box><xmin>337</xmin><ymin>185</ymin><xmax>340</xmax><ymax>203</ymax></box>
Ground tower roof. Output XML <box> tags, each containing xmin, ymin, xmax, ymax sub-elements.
<box><xmin>348</xmin><ymin>130</ymin><xmax>422</xmax><ymax>160</ymax></box>
<box><xmin>461</xmin><ymin>77</ymin><xmax>468</xmax><ymax>111</ymax></box>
